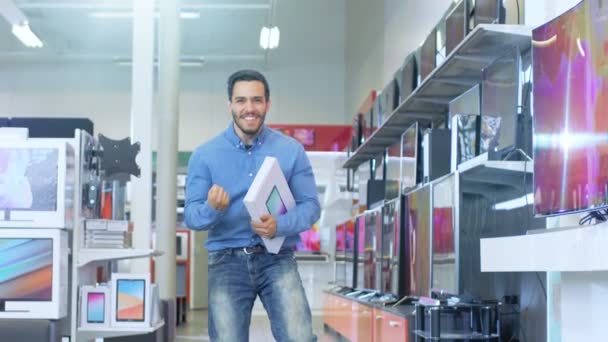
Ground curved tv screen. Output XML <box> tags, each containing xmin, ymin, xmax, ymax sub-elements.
<box><xmin>533</xmin><ymin>0</ymin><xmax>608</xmax><ymax>216</ymax></box>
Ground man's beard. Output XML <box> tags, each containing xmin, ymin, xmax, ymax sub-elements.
<box><xmin>232</xmin><ymin>111</ymin><xmax>266</xmax><ymax>137</ymax></box>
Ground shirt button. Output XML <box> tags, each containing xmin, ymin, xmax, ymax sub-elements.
<box><xmin>249</xmin><ymin>173</ymin><xmax>253</xmax><ymax>177</ymax></box>
<box><xmin>248</xmin><ymin>152</ymin><xmax>252</xmax><ymax>155</ymax></box>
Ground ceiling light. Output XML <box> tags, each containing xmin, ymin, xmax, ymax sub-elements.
<box><xmin>113</xmin><ymin>57</ymin><xmax>205</xmax><ymax>67</ymax></box>
<box><xmin>90</xmin><ymin>11</ymin><xmax>200</xmax><ymax>19</ymax></box>
<box><xmin>11</xmin><ymin>23</ymin><xmax>43</xmax><ymax>48</ymax></box>
<box><xmin>259</xmin><ymin>26</ymin><xmax>279</xmax><ymax>50</ymax></box>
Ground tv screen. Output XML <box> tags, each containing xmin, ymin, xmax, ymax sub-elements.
<box><xmin>406</xmin><ymin>185</ymin><xmax>431</xmax><ymax>297</ymax></box>
<box><xmin>474</xmin><ymin>0</ymin><xmax>504</xmax><ymax>26</ymax></box>
<box><xmin>0</xmin><ymin>238</ymin><xmax>53</xmax><ymax>301</ymax></box>
<box><xmin>363</xmin><ymin>209</ymin><xmax>380</xmax><ymax>291</ymax></box>
<box><xmin>400</xmin><ymin>122</ymin><xmax>420</xmax><ymax>193</ymax></box>
<box><xmin>116</xmin><ymin>279</ymin><xmax>145</xmax><ymax>321</ymax></box>
<box><xmin>335</xmin><ymin>223</ymin><xmax>346</xmax><ymax>253</ymax></box>
<box><xmin>295</xmin><ymin>221</ymin><xmax>321</xmax><ymax>252</ymax></box>
<box><xmin>431</xmin><ymin>175</ymin><xmax>456</xmax><ymax>295</ymax></box>
<box><xmin>87</xmin><ymin>292</ymin><xmax>105</xmax><ymax>323</ymax></box>
<box><xmin>381</xmin><ymin>200</ymin><xmax>398</xmax><ymax>294</ymax></box>
<box><xmin>533</xmin><ymin>0</ymin><xmax>608</xmax><ymax>216</ymax></box>
<box><xmin>481</xmin><ymin>47</ymin><xmax>521</xmax><ymax>155</ymax></box>
<box><xmin>420</xmin><ymin>28</ymin><xmax>437</xmax><ymax>80</ymax></box>
<box><xmin>0</xmin><ymin>148</ymin><xmax>58</xmax><ymax>211</ymax></box>
<box><xmin>446</xmin><ymin>0</ymin><xmax>467</xmax><ymax>56</ymax></box>
<box><xmin>400</xmin><ymin>54</ymin><xmax>419</xmax><ymax>103</ymax></box>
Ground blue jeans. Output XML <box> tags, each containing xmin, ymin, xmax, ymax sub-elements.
<box><xmin>207</xmin><ymin>248</ymin><xmax>316</xmax><ymax>342</ymax></box>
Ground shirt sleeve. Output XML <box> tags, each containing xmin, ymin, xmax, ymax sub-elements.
<box><xmin>275</xmin><ymin>146</ymin><xmax>321</xmax><ymax>237</ymax></box>
<box><xmin>184</xmin><ymin>149</ymin><xmax>225</xmax><ymax>230</ymax></box>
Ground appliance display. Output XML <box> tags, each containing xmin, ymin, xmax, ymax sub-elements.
<box><xmin>400</xmin><ymin>122</ymin><xmax>421</xmax><ymax>194</ymax></box>
<box><xmin>533</xmin><ymin>0</ymin><xmax>608</xmax><ymax>216</ymax></box>
<box><xmin>431</xmin><ymin>175</ymin><xmax>457</xmax><ymax>296</ymax></box>
<box><xmin>296</xmin><ymin>221</ymin><xmax>321</xmax><ymax>252</ymax></box>
<box><xmin>451</xmin><ymin>114</ymin><xmax>480</xmax><ymax>171</ymax></box>
<box><xmin>346</xmin><ymin>215</ymin><xmax>360</xmax><ymax>288</ymax></box>
<box><xmin>385</xmin><ymin>141</ymin><xmax>401</xmax><ymax>201</ymax></box>
<box><xmin>474</xmin><ymin>0</ymin><xmax>505</xmax><ymax>26</ymax></box>
<box><xmin>352</xmin><ymin>214</ymin><xmax>366</xmax><ymax>289</ymax></box>
<box><xmin>0</xmin><ymin>229</ymin><xmax>68</xmax><ymax>319</ymax></box>
<box><xmin>380</xmin><ymin>198</ymin><xmax>402</xmax><ymax>295</ymax></box>
<box><xmin>406</xmin><ymin>185</ymin><xmax>431</xmax><ymax>297</ymax></box>
<box><xmin>420</xmin><ymin>28</ymin><xmax>437</xmax><ymax>80</ymax></box>
<box><xmin>481</xmin><ymin>46</ymin><xmax>521</xmax><ymax>156</ymax></box>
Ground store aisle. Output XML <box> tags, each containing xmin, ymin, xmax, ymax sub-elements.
<box><xmin>176</xmin><ymin>309</ymin><xmax>330</xmax><ymax>342</ymax></box>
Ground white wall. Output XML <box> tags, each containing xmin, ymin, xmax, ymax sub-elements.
<box><xmin>0</xmin><ymin>62</ymin><xmax>346</xmax><ymax>151</ymax></box>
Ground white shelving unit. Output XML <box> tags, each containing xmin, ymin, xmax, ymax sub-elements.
<box><xmin>78</xmin><ymin>248</ymin><xmax>162</xmax><ymax>267</ymax></box>
<box><xmin>77</xmin><ymin>319</ymin><xmax>165</xmax><ymax>341</ymax></box>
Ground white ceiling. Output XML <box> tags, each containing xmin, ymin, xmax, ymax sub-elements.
<box><xmin>0</xmin><ymin>0</ymin><xmax>345</xmax><ymax>68</ymax></box>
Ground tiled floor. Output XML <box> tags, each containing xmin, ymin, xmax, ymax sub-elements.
<box><xmin>175</xmin><ymin>309</ymin><xmax>330</xmax><ymax>342</ymax></box>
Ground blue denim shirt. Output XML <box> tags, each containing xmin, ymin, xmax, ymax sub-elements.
<box><xmin>184</xmin><ymin>123</ymin><xmax>321</xmax><ymax>251</ymax></box>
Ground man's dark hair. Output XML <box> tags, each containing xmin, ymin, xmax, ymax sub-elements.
<box><xmin>227</xmin><ymin>69</ymin><xmax>270</xmax><ymax>101</ymax></box>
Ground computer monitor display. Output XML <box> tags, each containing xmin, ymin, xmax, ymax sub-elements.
<box><xmin>446</xmin><ymin>0</ymin><xmax>467</xmax><ymax>56</ymax></box>
<box><xmin>481</xmin><ymin>47</ymin><xmax>521</xmax><ymax>155</ymax></box>
<box><xmin>0</xmin><ymin>238</ymin><xmax>53</xmax><ymax>300</ymax></box>
<box><xmin>474</xmin><ymin>0</ymin><xmax>505</xmax><ymax>26</ymax></box>
<box><xmin>406</xmin><ymin>185</ymin><xmax>431</xmax><ymax>297</ymax></box>
<box><xmin>533</xmin><ymin>0</ymin><xmax>608</xmax><ymax>216</ymax></box>
<box><xmin>400</xmin><ymin>122</ymin><xmax>421</xmax><ymax>193</ymax></box>
<box><xmin>420</xmin><ymin>28</ymin><xmax>437</xmax><ymax>80</ymax></box>
<box><xmin>431</xmin><ymin>175</ymin><xmax>456</xmax><ymax>295</ymax></box>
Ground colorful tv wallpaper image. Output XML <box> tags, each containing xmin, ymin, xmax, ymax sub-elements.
<box><xmin>116</xmin><ymin>279</ymin><xmax>145</xmax><ymax>321</ymax></box>
<box><xmin>533</xmin><ymin>0</ymin><xmax>608</xmax><ymax>215</ymax></box>
<box><xmin>0</xmin><ymin>238</ymin><xmax>53</xmax><ymax>300</ymax></box>
<box><xmin>295</xmin><ymin>221</ymin><xmax>321</xmax><ymax>252</ymax></box>
<box><xmin>87</xmin><ymin>292</ymin><xmax>105</xmax><ymax>323</ymax></box>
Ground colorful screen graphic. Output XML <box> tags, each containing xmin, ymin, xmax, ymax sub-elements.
<box><xmin>0</xmin><ymin>148</ymin><xmax>58</xmax><ymax>211</ymax></box>
<box><xmin>265</xmin><ymin>187</ymin><xmax>287</xmax><ymax>216</ymax></box>
<box><xmin>407</xmin><ymin>186</ymin><xmax>431</xmax><ymax>297</ymax></box>
<box><xmin>533</xmin><ymin>0</ymin><xmax>608</xmax><ymax>215</ymax></box>
<box><xmin>116</xmin><ymin>279</ymin><xmax>145</xmax><ymax>321</ymax></box>
<box><xmin>335</xmin><ymin>223</ymin><xmax>346</xmax><ymax>252</ymax></box>
<box><xmin>87</xmin><ymin>292</ymin><xmax>105</xmax><ymax>323</ymax></box>
<box><xmin>295</xmin><ymin>221</ymin><xmax>321</xmax><ymax>252</ymax></box>
<box><xmin>0</xmin><ymin>238</ymin><xmax>53</xmax><ymax>300</ymax></box>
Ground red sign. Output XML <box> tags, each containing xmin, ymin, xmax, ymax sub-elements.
<box><xmin>268</xmin><ymin>124</ymin><xmax>352</xmax><ymax>152</ymax></box>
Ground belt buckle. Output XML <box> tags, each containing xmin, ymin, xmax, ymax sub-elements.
<box><xmin>243</xmin><ymin>247</ymin><xmax>253</xmax><ymax>255</ymax></box>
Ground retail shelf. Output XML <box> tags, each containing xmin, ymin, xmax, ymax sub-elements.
<box><xmin>414</xmin><ymin>330</ymin><xmax>499</xmax><ymax>340</ymax></box>
<box><xmin>295</xmin><ymin>253</ymin><xmax>330</xmax><ymax>262</ymax></box>
<box><xmin>78</xmin><ymin>248</ymin><xmax>163</xmax><ymax>267</ymax></box>
<box><xmin>481</xmin><ymin>221</ymin><xmax>608</xmax><ymax>272</ymax></box>
<box><xmin>343</xmin><ymin>24</ymin><xmax>532</xmax><ymax>169</ymax></box>
<box><xmin>77</xmin><ymin>320</ymin><xmax>164</xmax><ymax>340</ymax></box>
<box><xmin>458</xmin><ymin>153</ymin><xmax>533</xmax><ymax>202</ymax></box>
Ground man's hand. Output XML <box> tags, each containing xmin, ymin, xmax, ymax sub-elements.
<box><xmin>207</xmin><ymin>185</ymin><xmax>230</xmax><ymax>211</ymax></box>
<box><xmin>252</xmin><ymin>214</ymin><xmax>277</xmax><ymax>239</ymax></box>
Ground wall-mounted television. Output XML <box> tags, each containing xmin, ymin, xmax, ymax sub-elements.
<box><xmin>0</xmin><ymin>140</ymin><xmax>74</xmax><ymax>229</ymax></box>
<box><xmin>532</xmin><ymin>0</ymin><xmax>608</xmax><ymax>216</ymax></box>
<box><xmin>0</xmin><ymin>228</ymin><xmax>68</xmax><ymax>319</ymax></box>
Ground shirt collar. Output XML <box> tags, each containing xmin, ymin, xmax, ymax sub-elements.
<box><xmin>223</xmin><ymin>121</ymin><xmax>269</xmax><ymax>149</ymax></box>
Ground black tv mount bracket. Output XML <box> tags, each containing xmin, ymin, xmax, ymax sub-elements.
<box><xmin>98</xmin><ymin>134</ymin><xmax>141</xmax><ymax>179</ymax></box>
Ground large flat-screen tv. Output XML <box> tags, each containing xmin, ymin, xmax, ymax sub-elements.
<box><xmin>400</xmin><ymin>122</ymin><xmax>422</xmax><ymax>194</ymax></box>
<box><xmin>380</xmin><ymin>198</ymin><xmax>400</xmax><ymax>295</ymax></box>
<box><xmin>420</xmin><ymin>28</ymin><xmax>437</xmax><ymax>81</ymax></box>
<box><xmin>0</xmin><ymin>140</ymin><xmax>74</xmax><ymax>229</ymax></box>
<box><xmin>353</xmin><ymin>214</ymin><xmax>366</xmax><ymax>289</ymax></box>
<box><xmin>295</xmin><ymin>221</ymin><xmax>321</xmax><ymax>252</ymax></box>
<box><xmin>406</xmin><ymin>184</ymin><xmax>431</xmax><ymax>297</ymax></box>
<box><xmin>363</xmin><ymin>209</ymin><xmax>381</xmax><ymax>291</ymax></box>
<box><xmin>446</xmin><ymin>0</ymin><xmax>468</xmax><ymax>56</ymax></box>
<box><xmin>385</xmin><ymin>141</ymin><xmax>401</xmax><ymax>201</ymax></box>
<box><xmin>481</xmin><ymin>46</ymin><xmax>521</xmax><ymax>156</ymax></box>
<box><xmin>398</xmin><ymin>53</ymin><xmax>419</xmax><ymax>104</ymax></box>
<box><xmin>0</xmin><ymin>229</ymin><xmax>68</xmax><ymax>319</ymax></box>
<box><xmin>431</xmin><ymin>175</ymin><xmax>457</xmax><ymax>296</ymax></box>
<box><xmin>532</xmin><ymin>0</ymin><xmax>608</xmax><ymax>216</ymax></box>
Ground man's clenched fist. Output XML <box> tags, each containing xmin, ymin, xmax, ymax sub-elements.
<box><xmin>208</xmin><ymin>185</ymin><xmax>230</xmax><ymax>211</ymax></box>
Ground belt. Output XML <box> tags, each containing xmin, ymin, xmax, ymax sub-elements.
<box><xmin>238</xmin><ymin>245</ymin><xmax>267</xmax><ymax>254</ymax></box>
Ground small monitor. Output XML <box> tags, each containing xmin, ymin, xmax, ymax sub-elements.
<box><xmin>420</xmin><ymin>28</ymin><xmax>437</xmax><ymax>80</ymax></box>
<box><xmin>481</xmin><ymin>47</ymin><xmax>521</xmax><ymax>156</ymax></box>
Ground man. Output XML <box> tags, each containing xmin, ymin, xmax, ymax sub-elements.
<box><xmin>184</xmin><ymin>69</ymin><xmax>320</xmax><ymax>342</ymax></box>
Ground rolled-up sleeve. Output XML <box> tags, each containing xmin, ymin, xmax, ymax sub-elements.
<box><xmin>184</xmin><ymin>149</ymin><xmax>225</xmax><ymax>230</ymax></box>
<box><xmin>275</xmin><ymin>146</ymin><xmax>321</xmax><ymax>237</ymax></box>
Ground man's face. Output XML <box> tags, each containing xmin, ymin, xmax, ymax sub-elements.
<box><xmin>229</xmin><ymin>80</ymin><xmax>270</xmax><ymax>137</ymax></box>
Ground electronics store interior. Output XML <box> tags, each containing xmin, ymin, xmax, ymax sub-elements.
<box><xmin>0</xmin><ymin>0</ymin><xmax>604</xmax><ymax>341</ymax></box>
